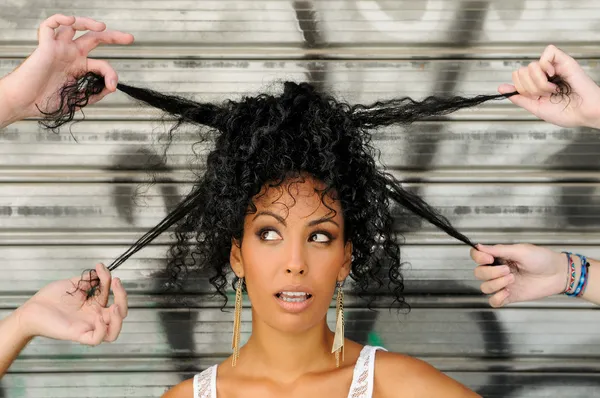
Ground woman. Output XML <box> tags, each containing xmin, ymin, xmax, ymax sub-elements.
<box><xmin>2</xmin><ymin>14</ymin><xmax>600</xmax><ymax>398</ymax></box>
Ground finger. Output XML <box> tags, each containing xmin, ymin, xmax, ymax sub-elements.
<box><xmin>528</xmin><ymin>62</ymin><xmax>558</xmax><ymax>94</ymax></box>
<box><xmin>480</xmin><ymin>273</ymin><xmax>515</xmax><ymax>295</ymax></box>
<box><xmin>539</xmin><ymin>44</ymin><xmax>577</xmax><ymax>78</ymax></box>
<box><xmin>539</xmin><ymin>46</ymin><xmax>557</xmax><ymax>77</ymax></box>
<box><xmin>95</xmin><ymin>263</ymin><xmax>112</xmax><ymax>306</ymax></box>
<box><xmin>38</xmin><ymin>14</ymin><xmax>76</xmax><ymax>45</ymax></box>
<box><xmin>498</xmin><ymin>83</ymin><xmax>518</xmax><ymax>95</ymax></box>
<box><xmin>75</xmin><ymin>30</ymin><xmax>135</xmax><ymax>55</ymax></box>
<box><xmin>518</xmin><ymin>67</ymin><xmax>540</xmax><ymax>99</ymax></box>
<box><xmin>111</xmin><ymin>277</ymin><xmax>129</xmax><ymax>318</ymax></box>
<box><xmin>78</xmin><ymin>314</ymin><xmax>108</xmax><ymax>346</ymax></box>
<box><xmin>489</xmin><ymin>288</ymin><xmax>511</xmax><ymax>308</ymax></box>
<box><xmin>55</xmin><ymin>26</ymin><xmax>76</xmax><ymax>42</ymax></box>
<box><xmin>512</xmin><ymin>69</ymin><xmax>541</xmax><ymax>103</ymax></box>
<box><xmin>500</xmin><ymin>83</ymin><xmax>543</xmax><ymax>115</ymax></box>
<box><xmin>476</xmin><ymin>243</ymin><xmax>520</xmax><ymax>260</ymax></box>
<box><xmin>474</xmin><ymin>265</ymin><xmax>511</xmax><ymax>281</ymax></box>
<box><xmin>87</xmin><ymin>58</ymin><xmax>119</xmax><ymax>93</ymax></box>
<box><xmin>470</xmin><ymin>247</ymin><xmax>495</xmax><ymax>265</ymax></box>
<box><xmin>69</xmin><ymin>17</ymin><xmax>106</xmax><ymax>32</ymax></box>
<box><xmin>512</xmin><ymin>69</ymin><xmax>526</xmax><ymax>96</ymax></box>
<box><xmin>103</xmin><ymin>304</ymin><xmax>124</xmax><ymax>342</ymax></box>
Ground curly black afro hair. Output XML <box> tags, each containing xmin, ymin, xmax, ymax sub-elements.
<box><xmin>46</xmin><ymin>72</ymin><xmax>568</xmax><ymax>307</ymax></box>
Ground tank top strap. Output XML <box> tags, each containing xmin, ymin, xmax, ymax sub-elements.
<box><xmin>193</xmin><ymin>364</ymin><xmax>217</xmax><ymax>398</ymax></box>
<box><xmin>347</xmin><ymin>345</ymin><xmax>387</xmax><ymax>398</ymax></box>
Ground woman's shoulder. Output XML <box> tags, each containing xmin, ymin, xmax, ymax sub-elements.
<box><xmin>373</xmin><ymin>351</ymin><xmax>481</xmax><ymax>398</ymax></box>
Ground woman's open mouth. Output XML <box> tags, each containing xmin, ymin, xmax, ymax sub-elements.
<box><xmin>274</xmin><ymin>291</ymin><xmax>314</xmax><ymax>312</ymax></box>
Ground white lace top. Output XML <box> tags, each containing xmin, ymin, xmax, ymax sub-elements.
<box><xmin>193</xmin><ymin>345</ymin><xmax>386</xmax><ymax>398</ymax></box>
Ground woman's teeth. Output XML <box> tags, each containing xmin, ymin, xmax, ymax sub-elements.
<box><xmin>277</xmin><ymin>292</ymin><xmax>312</xmax><ymax>302</ymax></box>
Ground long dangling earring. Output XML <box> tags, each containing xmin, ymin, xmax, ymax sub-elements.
<box><xmin>232</xmin><ymin>276</ymin><xmax>243</xmax><ymax>367</ymax></box>
<box><xmin>332</xmin><ymin>280</ymin><xmax>345</xmax><ymax>367</ymax></box>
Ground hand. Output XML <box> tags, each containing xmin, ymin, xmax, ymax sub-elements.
<box><xmin>500</xmin><ymin>45</ymin><xmax>600</xmax><ymax>128</ymax></box>
<box><xmin>0</xmin><ymin>14</ymin><xmax>134</xmax><ymax>121</ymax></box>
<box><xmin>470</xmin><ymin>243</ymin><xmax>567</xmax><ymax>307</ymax></box>
<box><xmin>14</xmin><ymin>263</ymin><xmax>128</xmax><ymax>345</ymax></box>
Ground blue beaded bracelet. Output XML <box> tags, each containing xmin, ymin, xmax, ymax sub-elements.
<box><xmin>577</xmin><ymin>261</ymin><xmax>591</xmax><ymax>298</ymax></box>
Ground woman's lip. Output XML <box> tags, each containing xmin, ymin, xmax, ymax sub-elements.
<box><xmin>276</xmin><ymin>285</ymin><xmax>314</xmax><ymax>295</ymax></box>
<box><xmin>274</xmin><ymin>294</ymin><xmax>314</xmax><ymax>313</ymax></box>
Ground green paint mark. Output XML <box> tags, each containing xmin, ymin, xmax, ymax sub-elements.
<box><xmin>367</xmin><ymin>331</ymin><xmax>385</xmax><ymax>348</ymax></box>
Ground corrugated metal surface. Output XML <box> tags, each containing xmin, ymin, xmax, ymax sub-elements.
<box><xmin>1</xmin><ymin>1</ymin><xmax>600</xmax><ymax>397</ymax></box>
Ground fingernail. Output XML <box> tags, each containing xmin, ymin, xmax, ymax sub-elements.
<box><xmin>508</xmin><ymin>273</ymin><xmax>516</xmax><ymax>283</ymax></box>
<box><xmin>113</xmin><ymin>304</ymin><xmax>120</xmax><ymax>314</ymax></box>
<box><xmin>111</xmin><ymin>80</ymin><xmax>117</xmax><ymax>90</ymax></box>
<box><xmin>114</xmin><ymin>277</ymin><xmax>121</xmax><ymax>286</ymax></box>
<box><xmin>100</xmin><ymin>263</ymin><xmax>107</xmax><ymax>271</ymax></box>
<box><xmin>500</xmin><ymin>266</ymin><xmax>510</xmax><ymax>274</ymax></box>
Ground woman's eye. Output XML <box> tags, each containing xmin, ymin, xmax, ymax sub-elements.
<box><xmin>310</xmin><ymin>233</ymin><xmax>331</xmax><ymax>243</ymax></box>
<box><xmin>260</xmin><ymin>230</ymin><xmax>282</xmax><ymax>241</ymax></box>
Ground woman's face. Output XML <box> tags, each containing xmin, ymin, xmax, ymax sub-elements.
<box><xmin>230</xmin><ymin>176</ymin><xmax>352</xmax><ymax>333</ymax></box>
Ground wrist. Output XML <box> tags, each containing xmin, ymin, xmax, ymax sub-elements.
<box><xmin>11</xmin><ymin>304</ymin><xmax>38</xmax><ymax>340</ymax></box>
<box><xmin>585</xmin><ymin>88</ymin><xmax>600</xmax><ymax>129</ymax></box>
<box><xmin>555</xmin><ymin>252</ymin><xmax>572</xmax><ymax>295</ymax></box>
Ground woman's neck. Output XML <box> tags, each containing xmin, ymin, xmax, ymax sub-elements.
<box><xmin>237</xmin><ymin>310</ymin><xmax>337</xmax><ymax>383</ymax></box>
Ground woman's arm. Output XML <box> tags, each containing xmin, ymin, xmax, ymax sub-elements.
<box><xmin>0</xmin><ymin>14</ymin><xmax>134</xmax><ymax>129</ymax></box>
<box><xmin>0</xmin><ymin>263</ymin><xmax>128</xmax><ymax>379</ymax></box>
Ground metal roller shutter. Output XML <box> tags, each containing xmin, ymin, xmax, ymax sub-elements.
<box><xmin>1</xmin><ymin>1</ymin><xmax>600</xmax><ymax>397</ymax></box>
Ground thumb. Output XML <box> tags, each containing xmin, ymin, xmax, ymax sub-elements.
<box><xmin>476</xmin><ymin>243</ymin><xmax>516</xmax><ymax>260</ymax></box>
<box><xmin>499</xmin><ymin>84</ymin><xmax>540</xmax><ymax>114</ymax></box>
<box><xmin>77</xmin><ymin>315</ymin><xmax>107</xmax><ymax>346</ymax></box>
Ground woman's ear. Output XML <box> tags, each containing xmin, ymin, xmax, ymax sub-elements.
<box><xmin>338</xmin><ymin>241</ymin><xmax>353</xmax><ymax>281</ymax></box>
<box><xmin>230</xmin><ymin>238</ymin><xmax>244</xmax><ymax>278</ymax></box>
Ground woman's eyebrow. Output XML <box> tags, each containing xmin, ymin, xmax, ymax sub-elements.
<box><xmin>252</xmin><ymin>211</ymin><xmax>340</xmax><ymax>228</ymax></box>
<box><xmin>252</xmin><ymin>211</ymin><xmax>287</xmax><ymax>226</ymax></box>
<box><xmin>308</xmin><ymin>217</ymin><xmax>340</xmax><ymax>228</ymax></box>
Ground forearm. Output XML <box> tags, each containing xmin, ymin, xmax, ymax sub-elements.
<box><xmin>0</xmin><ymin>309</ymin><xmax>33</xmax><ymax>378</ymax></box>
<box><xmin>0</xmin><ymin>74</ymin><xmax>27</xmax><ymax>129</ymax></box>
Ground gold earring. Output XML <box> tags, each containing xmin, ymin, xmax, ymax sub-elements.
<box><xmin>331</xmin><ymin>280</ymin><xmax>345</xmax><ymax>367</ymax></box>
<box><xmin>232</xmin><ymin>276</ymin><xmax>243</xmax><ymax>367</ymax></box>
